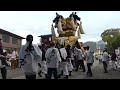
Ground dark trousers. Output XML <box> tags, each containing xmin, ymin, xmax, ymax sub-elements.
<box><xmin>71</xmin><ymin>60</ymin><xmax>75</xmax><ymax>67</ymax></box>
<box><xmin>25</xmin><ymin>74</ymin><xmax>36</xmax><ymax>79</ymax></box>
<box><xmin>87</xmin><ymin>63</ymin><xmax>93</xmax><ymax>76</ymax></box>
<box><xmin>102</xmin><ymin>61</ymin><xmax>108</xmax><ymax>72</ymax></box>
<box><xmin>80</xmin><ymin>60</ymin><xmax>86</xmax><ymax>71</ymax></box>
<box><xmin>16</xmin><ymin>59</ymin><xmax>19</xmax><ymax>68</ymax></box>
<box><xmin>75</xmin><ymin>60</ymin><xmax>77</xmax><ymax>69</ymax></box>
<box><xmin>47</xmin><ymin>68</ymin><xmax>58</xmax><ymax>79</ymax></box>
<box><xmin>1</xmin><ymin>67</ymin><xmax>7</xmax><ymax>79</ymax></box>
<box><xmin>76</xmin><ymin>60</ymin><xmax>85</xmax><ymax>71</ymax></box>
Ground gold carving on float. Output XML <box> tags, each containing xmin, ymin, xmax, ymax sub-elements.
<box><xmin>51</xmin><ymin>12</ymin><xmax>85</xmax><ymax>46</ymax></box>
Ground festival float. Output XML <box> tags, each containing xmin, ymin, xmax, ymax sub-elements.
<box><xmin>51</xmin><ymin>12</ymin><xmax>85</xmax><ymax>49</ymax></box>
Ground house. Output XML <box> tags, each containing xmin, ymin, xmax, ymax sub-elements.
<box><xmin>0</xmin><ymin>28</ymin><xmax>25</xmax><ymax>52</ymax></box>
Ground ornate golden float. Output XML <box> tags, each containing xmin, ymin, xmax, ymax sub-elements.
<box><xmin>51</xmin><ymin>12</ymin><xmax>85</xmax><ymax>46</ymax></box>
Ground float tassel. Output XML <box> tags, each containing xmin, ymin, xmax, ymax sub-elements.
<box><xmin>51</xmin><ymin>24</ymin><xmax>56</xmax><ymax>40</ymax></box>
<box><xmin>78</xmin><ymin>21</ymin><xmax>85</xmax><ymax>34</ymax></box>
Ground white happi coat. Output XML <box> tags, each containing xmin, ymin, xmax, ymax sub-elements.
<box><xmin>45</xmin><ymin>47</ymin><xmax>61</xmax><ymax>68</ymax></box>
<box><xmin>19</xmin><ymin>43</ymin><xmax>42</xmax><ymax>75</ymax></box>
<box><xmin>74</xmin><ymin>47</ymin><xmax>83</xmax><ymax>60</ymax></box>
<box><xmin>102</xmin><ymin>52</ymin><xmax>109</xmax><ymax>62</ymax></box>
<box><xmin>60</xmin><ymin>48</ymin><xmax>67</xmax><ymax>60</ymax></box>
<box><xmin>60</xmin><ymin>48</ymin><xmax>69</xmax><ymax>75</ymax></box>
<box><xmin>84</xmin><ymin>50</ymin><xmax>94</xmax><ymax>64</ymax></box>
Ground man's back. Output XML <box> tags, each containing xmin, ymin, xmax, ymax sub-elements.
<box><xmin>46</xmin><ymin>47</ymin><xmax>61</xmax><ymax>68</ymax></box>
<box><xmin>85</xmin><ymin>50</ymin><xmax>94</xmax><ymax>63</ymax></box>
<box><xmin>19</xmin><ymin>43</ymin><xmax>42</xmax><ymax>74</ymax></box>
<box><xmin>60</xmin><ymin>48</ymin><xmax>67</xmax><ymax>60</ymax></box>
<box><xmin>111</xmin><ymin>53</ymin><xmax>116</xmax><ymax>61</ymax></box>
<box><xmin>102</xmin><ymin>52</ymin><xmax>108</xmax><ymax>61</ymax></box>
<box><xmin>76</xmin><ymin>49</ymin><xmax>83</xmax><ymax>60</ymax></box>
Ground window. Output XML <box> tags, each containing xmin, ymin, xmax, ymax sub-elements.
<box><xmin>2</xmin><ymin>34</ymin><xmax>10</xmax><ymax>43</ymax></box>
<box><xmin>12</xmin><ymin>37</ymin><xmax>18</xmax><ymax>44</ymax></box>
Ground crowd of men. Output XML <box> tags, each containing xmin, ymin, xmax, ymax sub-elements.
<box><xmin>0</xmin><ymin>34</ymin><xmax>119</xmax><ymax>79</ymax></box>
<box><xmin>98</xmin><ymin>49</ymin><xmax>120</xmax><ymax>72</ymax></box>
<box><xmin>19</xmin><ymin>34</ymin><xmax>95</xmax><ymax>79</ymax></box>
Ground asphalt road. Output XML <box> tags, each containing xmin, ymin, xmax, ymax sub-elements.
<box><xmin>0</xmin><ymin>60</ymin><xmax>120</xmax><ymax>79</ymax></box>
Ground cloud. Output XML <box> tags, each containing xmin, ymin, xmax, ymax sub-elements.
<box><xmin>0</xmin><ymin>11</ymin><xmax>120</xmax><ymax>45</ymax></box>
<box><xmin>79</xmin><ymin>34</ymin><xmax>102</xmax><ymax>43</ymax></box>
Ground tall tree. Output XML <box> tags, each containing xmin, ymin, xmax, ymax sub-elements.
<box><xmin>101</xmin><ymin>28</ymin><xmax>120</xmax><ymax>52</ymax></box>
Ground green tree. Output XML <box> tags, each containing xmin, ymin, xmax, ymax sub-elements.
<box><xmin>112</xmin><ymin>33</ymin><xmax>120</xmax><ymax>49</ymax></box>
<box><xmin>101</xmin><ymin>28</ymin><xmax>120</xmax><ymax>52</ymax></box>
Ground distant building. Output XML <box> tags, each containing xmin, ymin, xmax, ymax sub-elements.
<box><xmin>0</xmin><ymin>28</ymin><xmax>25</xmax><ymax>52</ymax></box>
<box><xmin>38</xmin><ymin>34</ymin><xmax>52</xmax><ymax>45</ymax></box>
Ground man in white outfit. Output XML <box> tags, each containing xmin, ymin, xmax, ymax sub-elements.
<box><xmin>111</xmin><ymin>50</ymin><xmax>117</xmax><ymax>70</ymax></box>
<box><xmin>38</xmin><ymin>44</ymin><xmax>47</xmax><ymax>79</ymax></box>
<box><xmin>45</xmin><ymin>41</ymin><xmax>61</xmax><ymax>79</ymax></box>
<box><xmin>59</xmin><ymin>45</ymin><xmax>69</xmax><ymax>79</ymax></box>
<box><xmin>19</xmin><ymin>34</ymin><xmax>42</xmax><ymax>79</ymax></box>
<box><xmin>74</xmin><ymin>46</ymin><xmax>85</xmax><ymax>72</ymax></box>
<box><xmin>102</xmin><ymin>49</ymin><xmax>109</xmax><ymax>73</ymax></box>
<box><xmin>98</xmin><ymin>54</ymin><xmax>103</xmax><ymax>64</ymax></box>
<box><xmin>84</xmin><ymin>46</ymin><xmax>94</xmax><ymax>77</ymax></box>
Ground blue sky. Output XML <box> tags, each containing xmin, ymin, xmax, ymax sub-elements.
<box><xmin>0</xmin><ymin>11</ymin><xmax>120</xmax><ymax>45</ymax></box>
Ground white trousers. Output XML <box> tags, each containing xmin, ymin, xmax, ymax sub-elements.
<box><xmin>117</xmin><ymin>60</ymin><xmax>120</xmax><ymax>68</ymax></box>
<box><xmin>57</xmin><ymin>62</ymin><xmax>62</xmax><ymax>75</ymax></box>
<box><xmin>67</xmin><ymin>60</ymin><xmax>73</xmax><ymax>71</ymax></box>
<box><xmin>61</xmin><ymin>62</ymin><xmax>69</xmax><ymax>75</ymax></box>
<box><xmin>112</xmin><ymin>61</ymin><xmax>117</xmax><ymax>69</ymax></box>
<box><xmin>40</xmin><ymin>61</ymin><xmax>47</xmax><ymax>74</ymax></box>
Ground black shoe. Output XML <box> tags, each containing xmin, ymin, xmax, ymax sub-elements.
<box><xmin>69</xmin><ymin>72</ymin><xmax>72</xmax><ymax>76</ymax></box>
<box><xmin>45</xmin><ymin>74</ymin><xmax>47</xmax><ymax>79</ymax></box>
<box><xmin>38</xmin><ymin>71</ymin><xmax>42</xmax><ymax>77</ymax></box>
<box><xmin>89</xmin><ymin>75</ymin><xmax>93</xmax><ymax>77</ymax></box>
<box><xmin>74</xmin><ymin>70</ymin><xmax>78</xmax><ymax>71</ymax></box>
<box><xmin>69</xmin><ymin>71</ymin><xmax>72</xmax><ymax>76</ymax></box>
<box><xmin>82</xmin><ymin>70</ymin><xmax>86</xmax><ymax>72</ymax></box>
<box><xmin>79</xmin><ymin>67</ymin><xmax>82</xmax><ymax>70</ymax></box>
<box><xmin>64</xmin><ymin>75</ymin><xmax>69</xmax><ymax>79</ymax></box>
<box><xmin>61</xmin><ymin>70</ymin><xmax>63</xmax><ymax>76</ymax></box>
<box><xmin>38</xmin><ymin>74</ymin><xmax>42</xmax><ymax>77</ymax></box>
<box><xmin>58</xmin><ymin>74</ymin><xmax>61</xmax><ymax>78</ymax></box>
<box><xmin>104</xmin><ymin>71</ymin><xmax>108</xmax><ymax>73</ymax></box>
<box><xmin>87</xmin><ymin>73</ymin><xmax>92</xmax><ymax>77</ymax></box>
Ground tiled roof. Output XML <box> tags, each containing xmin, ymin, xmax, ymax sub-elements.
<box><xmin>0</xmin><ymin>28</ymin><xmax>25</xmax><ymax>39</ymax></box>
